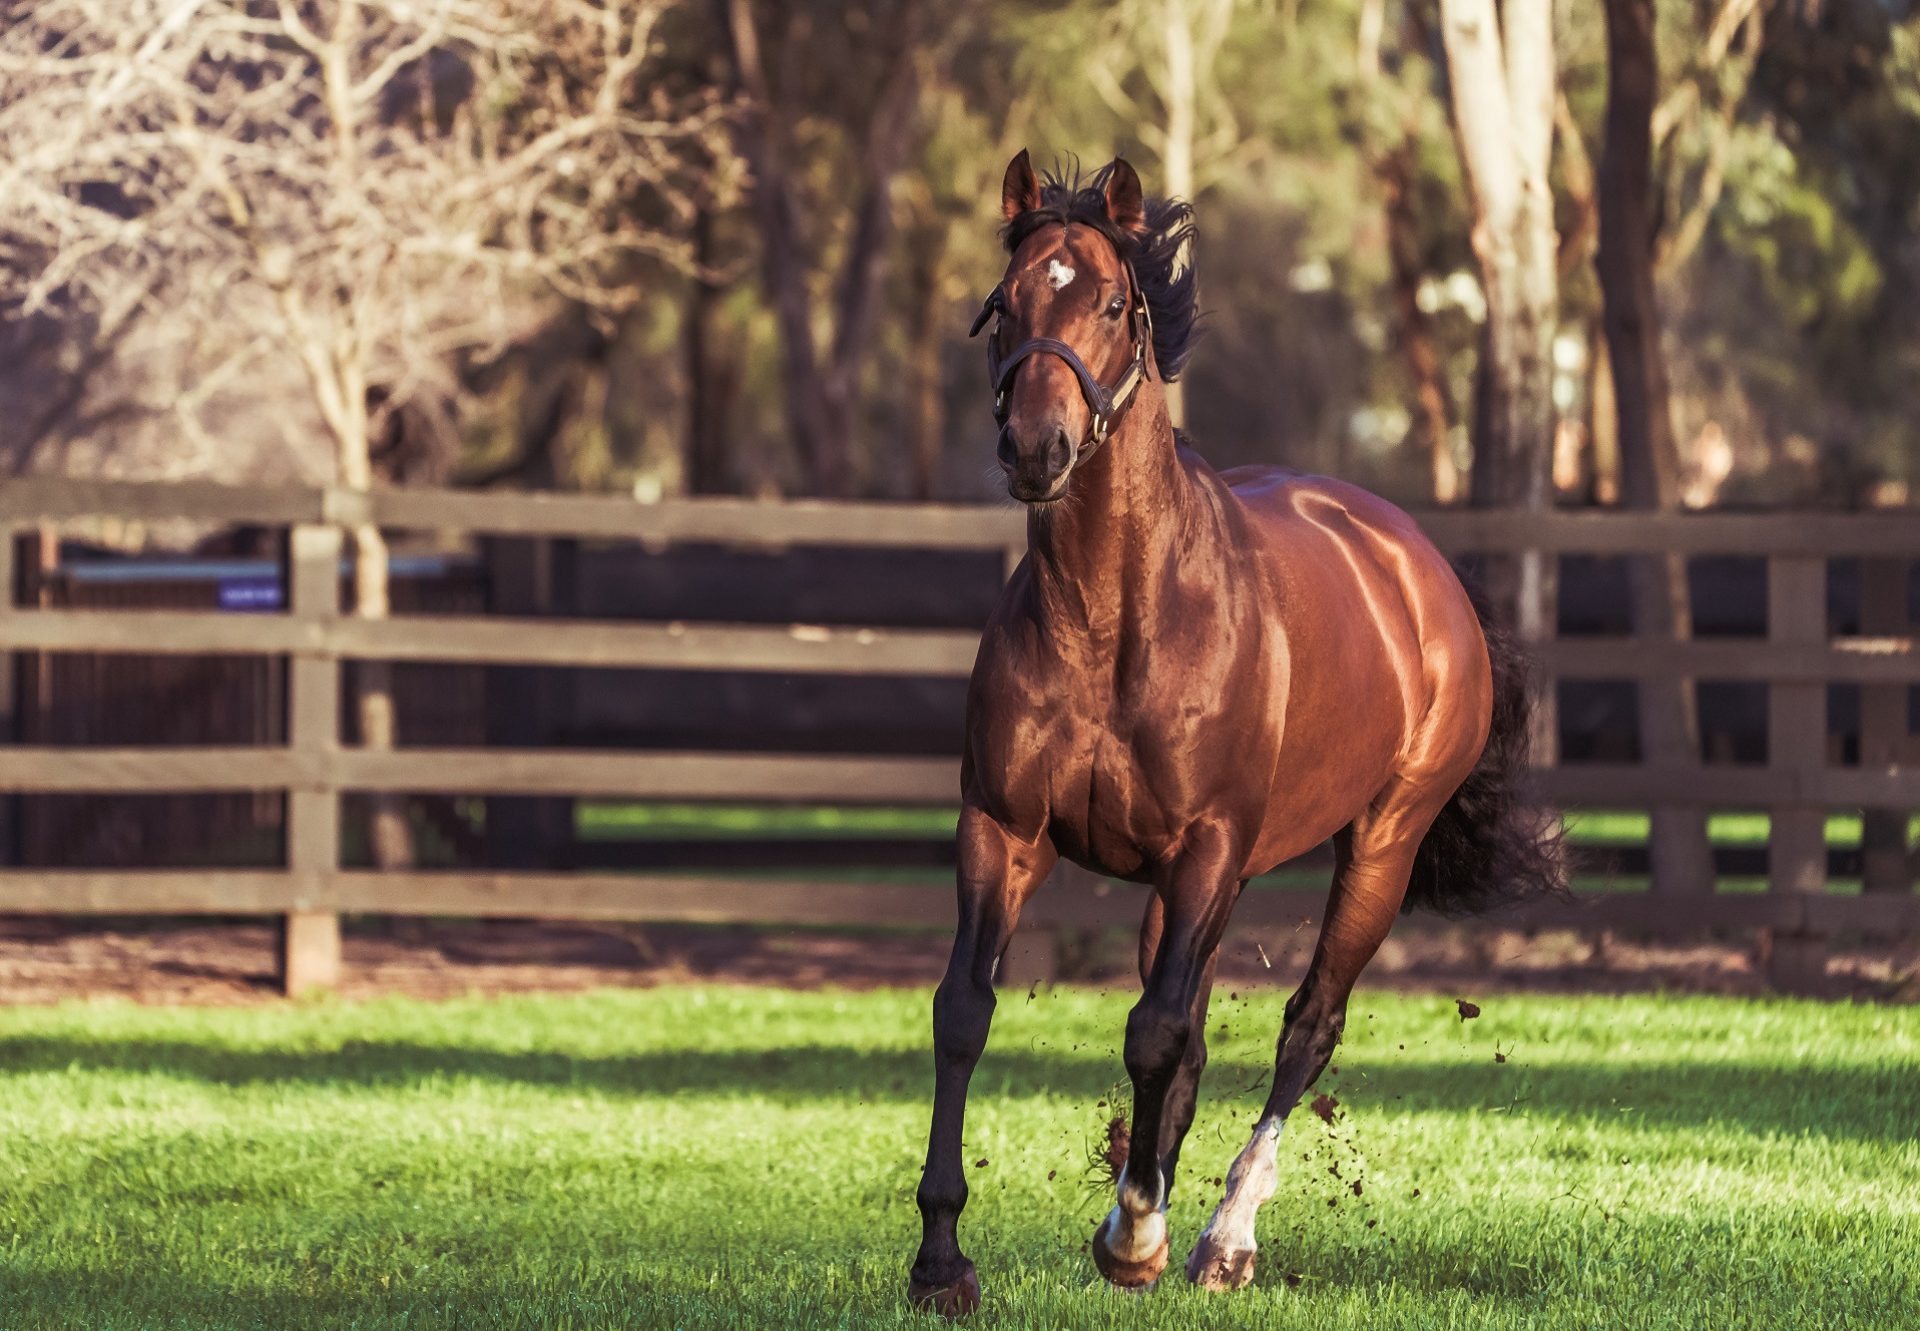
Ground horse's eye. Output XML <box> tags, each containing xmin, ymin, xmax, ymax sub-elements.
<box><xmin>1106</xmin><ymin>293</ymin><xmax>1127</xmax><ymax>317</ymax></box>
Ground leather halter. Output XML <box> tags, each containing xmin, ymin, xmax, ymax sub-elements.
<box><xmin>969</xmin><ymin>257</ymin><xmax>1153</xmax><ymax>453</ymax></box>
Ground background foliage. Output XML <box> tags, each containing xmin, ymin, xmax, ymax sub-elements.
<box><xmin>4</xmin><ymin>0</ymin><xmax>1917</xmax><ymax>507</ymax></box>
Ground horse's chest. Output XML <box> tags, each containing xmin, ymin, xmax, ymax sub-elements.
<box><xmin>992</xmin><ymin>654</ymin><xmax>1248</xmax><ymax>878</ymax></box>
<box><xmin>1067</xmin><ymin>731</ymin><xmax>1186</xmax><ymax>870</ymax></box>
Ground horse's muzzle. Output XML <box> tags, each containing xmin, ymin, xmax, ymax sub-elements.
<box><xmin>999</xmin><ymin>422</ymin><xmax>1076</xmax><ymax>503</ymax></box>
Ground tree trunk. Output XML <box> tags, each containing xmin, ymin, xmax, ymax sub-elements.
<box><xmin>725</xmin><ymin>0</ymin><xmax>921</xmax><ymax>497</ymax></box>
<box><xmin>1158</xmin><ymin>0</ymin><xmax>1200</xmax><ymax>429</ymax></box>
<box><xmin>1442</xmin><ymin>0</ymin><xmax>1557</xmax><ymax>506</ymax></box>
<box><xmin>1502</xmin><ymin>0</ymin><xmax>1560</xmax><ymax>524</ymax></box>
<box><xmin>683</xmin><ymin>207</ymin><xmax>736</xmax><ymax>495</ymax></box>
<box><xmin>335</xmin><ymin>399</ymin><xmax>413</xmax><ymax>871</ymax></box>
<box><xmin>1363</xmin><ymin>2</ymin><xmax>1457</xmax><ymax>503</ymax></box>
<box><xmin>320</xmin><ymin>3</ymin><xmax>410</xmax><ymax>872</ymax></box>
<box><xmin>723</xmin><ymin>0</ymin><xmax>841</xmax><ymax>494</ymax></box>
<box><xmin>1379</xmin><ymin>138</ymin><xmax>1459</xmax><ymax>503</ymax></box>
<box><xmin>1598</xmin><ymin>0</ymin><xmax>1715</xmax><ymax>894</ymax></box>
<box><xmin>1585</xmin><ymin>319</ymin><xmax>1622</xmax><ymax>503</ymax></box>
<box><xmin>906</xmin><ymin>230</ymin><xmax>949</xmax><ymax>500</ymax></box>
<box><xmin>1440</xmin><ymin>0</ymin><xmax>1559</xmax><ymax>642</ymax></box>
<box><xmin>818</xmin><ymin>10</ymin><xmax>923</xmax><ymax>491</ymax></box>
<box><xmin>1600</xmin><ymin>0</ymin><xmax>1684</xmax><ymax>514</ymax></box>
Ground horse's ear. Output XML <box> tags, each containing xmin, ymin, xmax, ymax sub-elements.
<box><xmin>1002</xmin><ymin>149</ymin><xmax>1040</xmax><ymax>222</ymax></box>
<box><xmin>1103</xmin><ymin>158</ymin><xmax>1148</xmax><ymax>237</ymax></box>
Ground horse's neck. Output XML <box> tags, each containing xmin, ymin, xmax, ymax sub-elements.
<box><xmin>1025</xmin><ymin>390</ymin><xmax>1194</xmax><ymax>635</ymax></box>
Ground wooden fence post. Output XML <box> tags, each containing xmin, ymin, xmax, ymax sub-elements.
<box><xmin>1518</xmin><ymin>545</ymin><xmax>1560</xmax><ymax>766</ymax></box>
<box><xmin>1766</xmin><ymin>555</ymin><xmax>1829</xmax><ymax>992</ymax></box>
<box><xmin>1635</xmin><ymin>549</ymin><xmax>1715</xmax><ymax>902</ymax></box>
<box><xmin>19</xmin><ymin>529</ymin><xmax>54</xmax><ymax>866</ymax></box>
<box><xmin>0</xmin><ymin>533</ymin><xmax>14</xmax><ymax>867</ymax></box>
<box><xmin>1859</xmin><ymin>557</ymin><xmax>1913</xmax><ymax>895</ymax></box>
<box><xmin>482</xmin><ymin>537</ymin><xmax>577</xmax><ymax>869</ymax></box>
<box><xmin>281</xmin><ymin>523</ymin><xmax>342</xmax><ymax>995</ymax></box>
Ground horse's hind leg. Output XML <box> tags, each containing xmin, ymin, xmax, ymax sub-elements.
<box><xmin>1092</xmin><ymin>825</ymin><xmax>1239</xmax><ymax>1290</ymax></box>
<box><xmin>1187</xmin><ymin>799</ymin><xmax>1436</xmax><ymax>1291</ymax></box>
<box><xmin>908</xmin><ymin>808</ymin><xmax>1054</xmax><ymax>1316</ymax></box>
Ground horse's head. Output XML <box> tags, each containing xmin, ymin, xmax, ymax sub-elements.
<box><xmin>975</xmin><ymin>150</ymin><xmax>1155</xmax><ymax>504</ymax></box>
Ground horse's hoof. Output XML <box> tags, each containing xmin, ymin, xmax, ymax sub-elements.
<box><xmin>908</xmin><ymin>1260</ymin><xmax>980</xmax><ymax>1318</ymax></box>
<box><xmin>1185</xmin><ymin>1234</ymin><xmax>1257</xmax><ymax>1292</ymax></box>
<box><xmin>1091</xmin><ymin>1214</ymin><xmax>1169</xmax><ymax>1290</ymax></box>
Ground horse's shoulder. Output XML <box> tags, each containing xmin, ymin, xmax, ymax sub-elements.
<box><xmin>1219</xmin><ymin>468</ymin><xmax>1429</xmax><ymax>547</ymax></box>
<box><xmin>1216</xmin><ymin>465</ymin><xmax>1387</xmax><ymax>523</ymax></box>
<box><xmin>1216</xmin><ymin>462</ymin><xmax>1308</xmax><ymax>503</ymax></box>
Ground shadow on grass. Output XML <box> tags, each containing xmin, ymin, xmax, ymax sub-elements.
<box><xmin>0</xmin><ymin>1239</ymin><xmax>1675</xmax><ymax>1328</ymax></box>
<box><xmin>0</xmin><ymin>1262</ymin><xmax>1481</xmax><ymax>1330</ymax></box>
<box><xmin>0</xmin><ymin>1034</ymin><xmax>1910</xmax><ymax>1143</ymax></box>
<box><xmin>0</xmin><ymin>1227</ymin><xmax>1898</xmax><ymax>1329</ymax></box>
<box><xmin>0</xmin><ymin>1268</ymin><xmax>676</xmax><ymax>1331</ymax></box>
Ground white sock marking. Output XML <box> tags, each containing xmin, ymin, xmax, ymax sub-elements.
<box><xmin>1105</xmin><ymin>1163</ymin><xmax>1167</xmax><ymax>1260</ymax></box>
<box><xmin>1197</xmin><ymin>1117</ymin><xmax>1284</xmax><ymax>1252</ymax></box>
<box><xmin>1103</xmin><ymin>1202</ymin><xmax>1168</xmax><ymax>1261</ymax></box>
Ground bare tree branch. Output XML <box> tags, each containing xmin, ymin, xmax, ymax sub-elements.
<box><xmin>0</xmin><ymin>0</ymin><xmax>730</xmax><ymax>479</ymax></box>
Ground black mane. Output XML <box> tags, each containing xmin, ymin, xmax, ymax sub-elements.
<box><xmin>1001</xmin><ymin>162</ymin><xmax>1200</xmax><ymax>382</ymax></box>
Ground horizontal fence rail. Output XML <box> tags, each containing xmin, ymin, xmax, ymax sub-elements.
<box><xmin>7</xmin><ymin>610</ymin><xmax>1915</xmax><ymax>683</ymax></box>
<box><xmin>0</xmin><ymin>750</ymin><xmax>1916</xmax><ymax>807</ymax></box>
<box><xmin>0</xmin><ymin>478</ymin><xmax>1915</xmax><ymax>993</ymax></box>
<box><xmin>0</xmin><ymin>873</ymin><xmax>1913</xmax><ymax>936</ymax></box>
<box><xmin>6</xmin><ymin>475</ymin><xmax>1918</xmax><ymax>555</ymax></box>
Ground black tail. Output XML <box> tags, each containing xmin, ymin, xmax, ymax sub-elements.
<box><xmin>1403</xmin><ymin>600</ymin><xmax>1569</xmax><ymax>917</ymax></box>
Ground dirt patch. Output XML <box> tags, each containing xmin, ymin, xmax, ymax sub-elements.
<box><xmin>0</xmin><ymin>918</ymin><xmax>952</xmax><ymax>1005</ymax></box>
<box><xmin>0</xmin><ymin>915</ymin><xmax>1912</xmax><ymax>1005</ymax></box>
<box><xmin>1098</xmin><ymin>1113</ymin><xmax>1129</xmax><ymax>1183</ymax></box>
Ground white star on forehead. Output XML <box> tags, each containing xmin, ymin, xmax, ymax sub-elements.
<box><xmin>1046</xmin><ymin>258</ymin><xmax>1076</xmax><ymax>290</ymax></box>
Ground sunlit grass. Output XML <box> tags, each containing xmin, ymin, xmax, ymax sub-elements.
<box><xmin>0</xmin><ymin>987</ymin><xmax>1914</xmax><ymax>1329</ymax></box>
<box><xmin>578</xmin><ymin>801</ymin><xmax>963</xmax><ymax>839</ymax></box>
<box><xmin>1564</xmin><ymin>809</ymin><xmax>1920</xmax><ymax>848</ymax></box>
<box><xmin>578</xmin><ymin>801</ymin><xmax>1917</xmax><ymax>852</ymax></box>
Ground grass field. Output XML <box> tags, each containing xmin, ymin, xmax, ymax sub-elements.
<box><xmin>0</xmin><ymin>987</ymin><xmax>1915</xmax><ymax>1330</ymax></box>
<box><xmin>575</xmin><ymin>802</ymin><xmax>1920</xmax><ymax>848</ymax></box>
<box><xmin>568</xmin><ymin>803</ymin><xmax>1917</xmax><ymax>897</ymax></box>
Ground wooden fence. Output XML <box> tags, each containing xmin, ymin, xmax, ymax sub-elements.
<box><xmin>0</xmin><ymin>478</ymin><xmax>1914</xmax><ymax>994</ymax></box>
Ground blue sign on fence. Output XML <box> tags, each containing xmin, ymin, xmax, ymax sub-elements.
<box><xmin>217</xmin><ymin>576</ymin><xmax>283</xmax><ymax>612</ymax></box>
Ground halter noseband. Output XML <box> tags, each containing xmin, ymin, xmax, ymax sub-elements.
<box><xmin>969</xmin><ymin>259</ymin><xmax>1153</xmax><ymax>453</ymax></box>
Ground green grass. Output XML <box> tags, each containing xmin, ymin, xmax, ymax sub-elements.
<box><xmin>578</xmin><ymin>802</ymin><xmax>963</xmax><ymax>840</ymax></box>
<box><xmin>577</xmin><ymin>801</ymin><xmax>1919</xmax><ymax>849</ymax></box>
<box><xmin>1565</xmin><ymin>809</ymin><xmax>1920</xmax><ymax>849</ymax></box>
<box><xmin>1</xmin><ymin>988</ymin><xmax>1915</xmax><ymax>1330</ymax></box>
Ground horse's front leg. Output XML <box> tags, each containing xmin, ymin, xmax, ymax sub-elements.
<box><xmin>1138</xmin><ymin>896</ymin><xmax>1220</xmax><ymax>1196</ymax></box>
<box><xmin>1092</xmin><ymin>824</ymin><xmax>1240</xmax><ymax>1290</ymax></box>
<box><xmin>908</xmin><ymin>807</ymin><xmax>1054</xmax><ymax>1316</ymax></box>
<box><xmin>1186</xmin><ymin>822</ymin><xmax>1422</xmax><ymax>1291</ymax></box>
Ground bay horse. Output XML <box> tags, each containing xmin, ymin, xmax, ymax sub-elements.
<box><xmin>907</xmin><ymin>152</ymin><xmax>1564</xmax><ymax>1313</ymax></box>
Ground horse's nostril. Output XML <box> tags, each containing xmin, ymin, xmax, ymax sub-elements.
<box><xmin>996</xmin><ymin>429</ymin><xmax>1019</xmax><ymax>469</ymax></box>
<box><xmin>1047</xmin><ymin>430</ymin><xmax>1074</xmax><ymax>477</ymax></box>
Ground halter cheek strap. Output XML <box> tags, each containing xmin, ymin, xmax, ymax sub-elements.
<box><xmin>969</xmin><ymin>264</ymin><xmax>1153</xmax><ymax>453</ymax></box>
